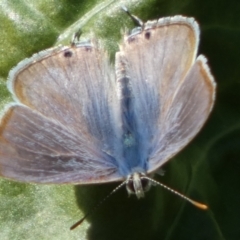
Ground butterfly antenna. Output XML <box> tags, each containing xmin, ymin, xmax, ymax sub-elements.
<box><xmin>70</xmin><ymin>180</ymin><xmax>128</xmax><ymax>230</ymax></box>
<box><xmin>144</xmin><ymin>176</ymin><xmax>208</xmax><ymax>210</ymax></box>
<box><xmin>121</xmin><ymin>6</ymin><xmax>144</xmax><ymax>28</ymax></box>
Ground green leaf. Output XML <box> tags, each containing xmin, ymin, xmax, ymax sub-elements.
<box><xmin>0</xmin><ymin>0</ymin><xmax>240</xmax><ymax>239</ymax></box>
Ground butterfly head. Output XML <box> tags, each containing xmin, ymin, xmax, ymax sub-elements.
<box><xmin>126</xmin><ymin>172</ymin><xmax>151</xmax><ymax>199</ymax></box>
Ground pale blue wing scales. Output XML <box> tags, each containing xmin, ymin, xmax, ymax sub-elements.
<box><xmin>0</xmin><ymin>105</ymin><xmax>120</xmax><ymax>183</ymax></box>
<box><xmin>8</xmin><ymin>44</ymin><xmax>122</xmax><ymax>158</ymax></box>
<box><xmin>1</xmin><ymin>43</ymin><xmax>123</xmax><ymax>183</ymax></box>
<box><xmin>148</xmin><ymin>56</ymin><xmax>215</xmax><ymax>171</ymax></box>
<box><xmin>116</xmin><ymin>16</ymin><xmax>215</xmax><ymax>173</ymax></box>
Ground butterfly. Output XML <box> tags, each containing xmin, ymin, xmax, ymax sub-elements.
<box><xmin>0</xmin><ymin>10</ymin><xmax>215</xmax><ymax>228</ymax></box>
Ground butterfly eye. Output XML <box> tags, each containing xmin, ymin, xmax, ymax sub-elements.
<box><xmin>141</xmin><ymin>177</ymin><xmax>151</xmax><ymax>192</ymax></box>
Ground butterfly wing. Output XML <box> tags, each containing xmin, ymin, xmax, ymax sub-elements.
<box><xmin>0</xmin><ymin>43</ymin><xmax>123</xmax><ymax>183</ymax></box>
<box><xmin>116</xmin><ymin>16</ymin><xmax>216</xmax><ymax>173</ymax></box>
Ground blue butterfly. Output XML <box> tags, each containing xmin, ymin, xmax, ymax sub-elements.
<box><xmin>0</xmin><ymin>10</ymin><xmax>215</xmax><ymax>229</ymax></box>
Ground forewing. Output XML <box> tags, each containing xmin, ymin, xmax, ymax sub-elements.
<box><xmin>116</xmin><ymin>16</ymin><xmax>215</xmax><ymax>172</ymax></box>
<box><xmin>148</xmin><ymin>56</ymin><xmax>215</xmax><ymax>171</ymax></box>
<box><xmin>8</xmin><ymin>43</ymin><xmax>121</xmax><ymax>154</ymax></box>
<box><xmin>0</xmin><ymin>43</ymin><xmax>123</xmax><ymax>183</ymax></box>
<box><xmin>0</xmin><ymin>105</ymin><xmax>120</xmax><ymax>183</ymax></box>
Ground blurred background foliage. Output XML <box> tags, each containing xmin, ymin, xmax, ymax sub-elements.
<box><xmin>0</xmin><ymin>0</ymin><xmax>240</xmax><ymax>239</ymax></box>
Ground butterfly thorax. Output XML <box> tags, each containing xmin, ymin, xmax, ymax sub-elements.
<box><xmin>118</xmin><ymin>74</ymin><xmax>149</xmax><ymax>175</ymax></box>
